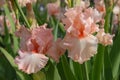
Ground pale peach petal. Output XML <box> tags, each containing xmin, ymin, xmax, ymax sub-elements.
<box><xmin>47</xmin><ymin>2</ymin><xmax>60</xmax><ymax>16</ymax></box>
<box><xmin>102</xmin><ymin>34</ymin><xmax>114</xmax><ymax>46</ymax></box>
<box><xmin>0</xmin><ymin>0</ymin><xmax>5</xmax><ymax>7</ymax></box>
<box><xmin>113</xmin><ymin>15</ymin><xmax>119</xmax><ymax>25</ymax></box>
<box><xmin>62</xmin><ymin>6</ymin><xmax>101</xmax><ymax>38</ymax></box>
<box><xmin>71</xmin><ymin>14</ymin><xmax>99</xmax><ymax>38</ymax></box>
<box><xmin>91</xmin><ymin>8</ymin><xmax>102</xmax><ymax>23</ymax></box>
<box><xmin>61</xmin><ymin>34</ymin><xmax>98</xmax><ymax>64</ymax></box>
<box><xmin>96</xmin><ymin>29</ymin><xmax>114</xmax><ymax>46</ymax></box>
<box><xmin>31</xmin><ymin>24</ymin><xmax>53</xmax><ymax>53</ymax></box>
<box><xmin>18</xmin><ymin>0</ymin><xmax>37</xmax><ymax>6</ymax></box>
<box><xmin>0</xmin><ymin>16</ymin><xmax>4</xmax><ymax>35</ymax></box>
<box><xmin>15</xmin><ymin>24</ymin><xmax>55</xmax><ymax>74</ymax></box>
<box><xmin>15</xmin><ymin>26</ymin><xmax>31</xmax><ymax>51</ymax></box>
<box><xmin>15</xmin><ymin>50</ymin><xmax>48</xmax><ymax>74</ymax></box>
<box><xmin>62</xmin><ymin>18</ymin><xmax>71</xmax><ymax>30</ymax></box>
<box><xmin>96</xmin><ymin>29</ymin><xmax>105</xmax><ymax>41</ymax></box>
<box><xmin>113</xmin><ymin>5</ymin><xmax>120</xmax><ymax>15</ymax></box>
<box><xmin>15</xmin><ymin>24</ymin><xmax>53</xmax><ymax>53</ymax></box>
<box><xmin>94</xmin><ymin>0</ymin><xmax>106</xmax><ymax>13</ymax></box>
<box><xmin>64</xmin><ymin>8</ymin><xmax>79</xmax><ymax>22</ymax></box>
<box><xmin>61</xmin><ymin>3</ymin><xmax>105</xmax><ymax>64</ymax></box>
<box><xmin>46</xmin><ymin>39</ymin><xmax>65</xmax><ymax>62</ymax></box>
<box><xmin>79</xmin><ymin>0</ymin><xmax>90</xmax><ymax>8</ymax></box>
<box><xmin>0</xmin><ymin>13</ymin><xmax>16</xmax><ymax>35</ymax></box>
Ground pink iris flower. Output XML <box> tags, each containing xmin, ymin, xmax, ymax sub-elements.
<box><xmin>61</xmin><ymin>5</ymin><xmax>101</xmax><ymax>64</ymax></box>
<box><xmin>94</xmin><ymin>0</ymin><xmax>106</xmax><ymax>14</ymax></box>
<box><xmin>18</xmin><ymin>0</ymin><xmax>37</xmax><ymax>6</ymax></box>
<box><xmin>96</xmin><ymin>29</ymin><xmax>114</xmax><ymax>46</ymax></box>
<box><xmin>0</xmin><ymin>13</ymin><xmax>16</xmax><ymax>35</ymax></box>
<box><xmin>60</xmin><ymin>33</ymin><xmax>98</xmax><ymax>64</ymax></box>
<box><xmin>15</xmin><ymin>24</ymin><xmax>53</xmax><ymax>74</ymax></box>
<box><xmin>47</xmin><ymin>2</ymin><xmax>60</xmax><ymax>16</ymax></box>
<box><xmin>46</xmin><ymin>1</ymin><xmax>65</xmax><ymax>20</ymax></box>
<box><xmin>0</xmin><ymin>0</ymin><xmax>5</xmax><ymax>7</ymax></box>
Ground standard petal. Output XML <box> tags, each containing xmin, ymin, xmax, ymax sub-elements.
<box><xmin>31</xmin><ymin>24</ymin><xmax>53</xmax><ymax>53</ymax></box>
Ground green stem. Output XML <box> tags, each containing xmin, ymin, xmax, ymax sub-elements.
<box><xmin>104</xmin><ymin>0</ymin><xmax>113</xmax><ymax>33</ymax></box>
<box><xmin>4</xmin><ymin>4</ymin><xmax>19</xmax><ymax>54</ymax></box>
<box><xmin>14</xmin><ymin>0</ymin><xmax>30</xmax><ymax>28</ymax></box>
<box><xmin>54</xmin><ymin>20</ymin><xmax>59</xmax><ymax>41</ymax></box>
<box><xmin>0</xmin><ymin>47</ymin><xmax>17</xmax><ymax>68</ymax></box>
<box><xmin>85</xmin><ymin>62</ymin><xmax>89</xmax><ymax>80</ymax></box>
<box><xmin>104</xmin><ymin>8</ymin><xmax>112</xmax><ymax>33</ymax></box>
<box><xmin>3</xmin><ymin>4</ymin><xmax>15</xmax><ymax>32</ymax></box>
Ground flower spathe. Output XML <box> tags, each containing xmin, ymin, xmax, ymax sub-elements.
<box><xmin>15</xmin><ymin>24</ymin><xmax>53</xmax><ymax>74</ymax></box>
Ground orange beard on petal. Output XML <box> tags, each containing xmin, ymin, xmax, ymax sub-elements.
<box><xmin>31</xmin><ymin>39</ymin><xmax>39</xmax><ymax>53</ymax></box>
<box><xmin>73</xmin><ymin>15</ymin><xmax>85</xmax><ymax>38</ymax></box>
<box><xmin>96</xmin><ymin>5</ymin><xmax>105</xmax><ymax>13</ymax></box>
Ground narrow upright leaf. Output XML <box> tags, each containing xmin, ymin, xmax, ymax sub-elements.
<box><xmin>110</xmin><ymin>32</ymin><xmax>120</xmax><ymax>79</ymax></box>
<box><xmin>0</xmin><ymin>47</ymin><xmax>16</xmax><ymax>67</ymax></box>
<box><xmin>92</xmin><ymin>44</ymin><xmax>105</xmax><ymax>80</ymax></box>
<box><xmin>61</xmin><ymin>55</ymin><xmax>77</xmax><ymax>80</ymax></box>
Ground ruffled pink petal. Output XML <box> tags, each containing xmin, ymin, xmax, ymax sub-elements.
<box><xmin>18</xmin><ymin>0</ymin><xmax>37</xmax><ymax>6</ymax></box>
<box><xmin>94</xmin><ymin>0</ymin><xmax>106</xmax><ymax>14</ymax></box>
<box><xmin>113</xmin><ymin>5</ymin><xmax>120</xmax><ymax>15</ymax></box>
<box><xmin>46</xmin><ymin>39</ymin><xmax>65</xmax><ymax>62</ymax></box>
<box><xmin>0</xmin><ymin>16</ymin><xmax>4</xmax><ymax>35</ymax></box>
<box><xmin>15</xmin><ymin>50</ymin><xmax>48</xmax><ymax>74</ymax></box>
<box><xmin>0</xmin><ymin>0</ymin><xmax>5</xmax><ymax>7</ymax></box>
<box><xmin>64</xmin><ymin>8</ymin><xmax>80</xmax><ymax>22</ymax></box>
<box><xmin>0</xmin><ymin>13</ymin><xmax>16</xmax><ymax>35</ymax></box>
<box><xmin>62</xmin><ymin>6</ymin><xmax>101</xmax><ymax>38</ymax></box>
<box><xmin>47</xmin><ymin>2</ymin><xmax>60</xmax><ymax>16</ymax></box>
<box><xmin>31</xmin><ymin>24</ymin><xmax>53</xmax><ymax>53</ymax></box>
<box><xmin>96</xmin><ymin>29</ymin><xmax>114</xmax><ymax>46</ymax></box>
<box><xmin>78</xmin><ymin>0</ymin><xmax>90</xmax><ymax>8</ymax></box>
<box><xmin>15</xmin><ymin>26</ymin><xmax>31</xmax><ymax>51</ymax></box>
<box><xmin>15</xmin><ymin>24</ymin><xmax>54</xmax><ymax>74</ymax></box>
<box><xmin>61</xmin><ymin>34</ymin><xmax>98</xmax><ymax>64</ymax></box>
<box><xmin>62</xmin><ymin>18</ymin><xmax>71</xmax><ymax>30</ymax></box>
